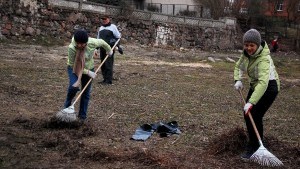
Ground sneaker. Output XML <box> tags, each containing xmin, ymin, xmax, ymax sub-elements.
<box><xmin>241</xmin><ymin>145</ymin><xmax>257</xmax><ymax>161</ymax></box>
<box><xmin>75</xmin><ymin>118</ymin><xmax>85</xmax><ymax>126</ymax></box>
<box><xmin>79</xmin><ymin>118</ymin><xmax>85</xmax><ymax>123</ymax></box>
<box><xmin>241</xmin><ymin>151</ymin><xmax>254</xmax><ymax>161</ymax></box>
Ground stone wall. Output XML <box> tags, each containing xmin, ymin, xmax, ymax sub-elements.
<box><xmin>0</xmin><ymin>0</ymin><xmax>238</xmax><ymax>51</ymax></box>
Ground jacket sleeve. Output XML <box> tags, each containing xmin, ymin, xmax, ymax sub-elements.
<box><xmin>67</xmin><ymin>46</ymin><xmax>76</xmax><ymax>67</ymax></box>
<box><xmin>248</xmin><ymin>58</ymin><xmax>270</xmax><ymax>104</ymax></box>
<box><xmin>96</xmin><ymin>39</ymin><xmax>112</xmax><ymax>52</ymax></box>
<box><xmin>112</xmin><ymin>25</ymin><xmax>121</xmax><ymax>39</ymax></box>
<box><xmin>234</xmin><ymin>55</ymin><xmax>246</xmax><ymax>82</ymax></box>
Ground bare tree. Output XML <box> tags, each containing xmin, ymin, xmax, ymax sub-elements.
<box><xmin>286</xmin><ymin>0</ymin><xmax>300</xmax><ymax>24</ymax></box>
<box><xmin>223</xmin><ymin>0</ymin><xmax>249</xmax><ymax>18</ymax></box>
<box><xmin>193</xmin><ymin>0</ymin><xmax>226</xmax><ymax>19</ymax></box>
<box><xmin>247</xmin><ymin>0</ymin><xmax>264</xmax><ymax>17</ymax></box>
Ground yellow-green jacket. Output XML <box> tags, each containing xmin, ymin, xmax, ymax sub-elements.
<box><xmin>67</xmin><ymin>37</ymin><xmax>111</xmax><ymax>74</ymax></box>
<box><xmin>234</xmin><ymin>41</ymin><xmax>280</xmax><ymax>105</ymax></box>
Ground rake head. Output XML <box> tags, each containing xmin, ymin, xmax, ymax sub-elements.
<box><xmin>250</xmin><ymin>145</ymin><xmax>283</xmax><ymax>167</ymax></box>
<box><xmin>56</xmin><ymin>105</ymin><xmax>77</xmax><ymax>122</ymax></box>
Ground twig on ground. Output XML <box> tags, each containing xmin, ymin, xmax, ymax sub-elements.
<box><xmin>171</xmin><ymin>135</ymin><xmax>180</xmax><ymax>144</ymax></box>
<box><xmin>108</xmin><ymin>113</ymin><xmax>115</xmax><ymax>119</ymax></box>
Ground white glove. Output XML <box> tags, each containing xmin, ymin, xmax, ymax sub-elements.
<box><xmin>87</xmin><ymin>70</ymin><xmax>96</xmax><ymax>79</ymax></box>
<box><xmin>234</xmin><ymin>81</ymin><xmax>243</xmax><ymax>90</ymax></box>
<box><xmin>243</xmin><ymin>103</ymin><xmax>253</xmax><ymax>116</ymax></box>
<box><xmin>107</xmin><ymin>50</ymin><xmax>113</xmax><ymax>57</ymax></box>
<box><xmin>72</xmin><ymin>80</ymin><xmax>80</xmax><ymax>88</ymax></box>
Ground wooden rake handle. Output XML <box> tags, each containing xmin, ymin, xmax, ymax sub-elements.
<box><xmin>72</xmin><ymin>39</ymin><xmax>121</xmax><ymax>106</ymax></box>
<box><xmin>238</xmin><ymin>89</ymin><xmax>262</xmax><ymax>142</ymax></box>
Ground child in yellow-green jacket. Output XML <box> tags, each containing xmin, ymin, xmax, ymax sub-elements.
<box><xmin>64</xmin><ymin>30</ymin><xmax>112</xmax><ymax>122</ymax></box>
<box><xmin>233</xmin><ymin>29</ymin><xmax>280</xmax><ymax>160</ymax></box>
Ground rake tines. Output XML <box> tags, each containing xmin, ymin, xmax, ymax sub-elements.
<box><xmin>250</xmin><ymin>144</ymin><xmax>283</xmax><ymax>167</ymax></box>
<box><xmin>56</xmin><ymin>105</ymin><xmax>77</xmax><ymax>122</ymax></box>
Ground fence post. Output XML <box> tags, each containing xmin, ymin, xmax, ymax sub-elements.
<box><xmin>173</xmin><ymin>4</ymin><xmax>175</xmax><ymax>15</ymax></box>
<box><xmin>79</xmin><ymin>0</ymin><xmax>83</xmax><ymax>11</ymax></box>
<box><xmin>297</xmin><ymin>24</ymin><xmax>300</xmax><ymax>51</ymax></box>
<box><xmin>160</xmin><ymin>4</ymin><xmax>162</xmax><ymax>13</ymax></box>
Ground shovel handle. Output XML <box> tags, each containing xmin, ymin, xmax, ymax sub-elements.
<box><xmin>72</xmin><ymin>39</ymin><xmax>121</xmax><ymax>106</ymax></box>
<box><xmin>238</xmin><ymin>89</ymin><xmax>262</xmax><ymax>142</ymax></box>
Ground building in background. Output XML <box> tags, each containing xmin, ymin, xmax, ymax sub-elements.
<box><xmin>227</xmin><ymin>0</ymin><xmax>299</xmax><ymax>23</ymax></box>
<box><xmin>131</xmin><ymin>0</ymin><xmax>209</xmax><ymax>18</ymax></box>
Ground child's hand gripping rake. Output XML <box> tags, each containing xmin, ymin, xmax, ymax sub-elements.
<box><xmin>56</xmin><ymin>39</ymin><xmax>120</xmax><ymax>122</ymax></box>
<box><xmin>238</xmin><ymin>89</ymin><xmax>283</xmax><ymax>167</ymax></box>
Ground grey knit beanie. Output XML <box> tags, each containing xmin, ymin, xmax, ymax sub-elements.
<box><xmin>243</xmin><ymin>29</ymin><xmax>261</xmax><ymax>46</ymax></box>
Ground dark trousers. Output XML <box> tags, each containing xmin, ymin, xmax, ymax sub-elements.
<box><xmin>100</xmin><ymin>47</ymin><xmax>114</xmax><ymax>83</ymax></box>
<box><xmin>245</xmin><ymin>80</ymin><xmax>278</xmax><ymax>149</ymax></box>
<box><xmin>64</xmin><ymin>66</ymin><xmax>93</xmax><ymax>120</ymax></box>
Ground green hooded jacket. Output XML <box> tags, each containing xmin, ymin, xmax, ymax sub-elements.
<box><xmin>67</xmin><ymin>37</ymin><xmax>111</xmax><ymax>74</ymax></box>
<box><xmin>234</xmin><ymin>41</ymin><xmax>280</xmax><ymax>105</ymax></box>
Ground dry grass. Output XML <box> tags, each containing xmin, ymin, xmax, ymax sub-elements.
<box><xmin>0</xmin><ymin>43</ymin><xmax>299</xmax><ymax>168</ymax></box>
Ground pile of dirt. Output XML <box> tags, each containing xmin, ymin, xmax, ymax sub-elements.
<box><xmin>1</xmin><ymin>116</ymin><xmax>180</xmax><ymax>168</ymax></box>
<box><xmin>207</xmin><ymin>127</ymin><xmax>248</xmax><ymax>156</ymax></box>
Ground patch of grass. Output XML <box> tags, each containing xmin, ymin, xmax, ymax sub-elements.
<box><xmin>0</xmin><ymin>43</ymin><xmax>299</xmax><ymax>168</ymax></box>
<box><xmin>211</xmin><ymin>62</ymin><xmax>235</xmax><ymax>72</ymax></box>
<box><xmin>273</xmin><ymin>56</ymin><xmax>300</xmax><ymax>78</ymax></box>
<box><xmin>0</xmin><ymin>36</ymin><xmax>66</xmax><ymax>47</ymax></box>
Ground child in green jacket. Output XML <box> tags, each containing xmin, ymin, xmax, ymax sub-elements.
<box><xmin>64</xmin><ymin>30</ymin><xmax>112</xmax><ymax>122</ymax></box>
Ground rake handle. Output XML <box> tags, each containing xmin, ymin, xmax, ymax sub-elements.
<box><xmin>238</xmin><ymin>89</ymin><xmax>262</xmax><ymax>142</ymax></box>
<box><xmin>72</xmin><ymin>39</ymin><xmax>121</xmax><ymax>106</ymax></box>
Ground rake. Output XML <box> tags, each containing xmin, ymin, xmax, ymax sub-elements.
<box><xmin>56</xmin><ymin>39</ymin><xmax>120</xmax><ymax>122</ymax></box>
<box><xmin>238</xmin><ymin>89</ymin><xmax>283</xmax><ymax>167</ymax></box>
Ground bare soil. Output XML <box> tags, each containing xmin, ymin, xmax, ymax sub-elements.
<box><xmin>0</xmin><ymin>42</ymin><xmax>299</xmax><ymax>169</ymax></box>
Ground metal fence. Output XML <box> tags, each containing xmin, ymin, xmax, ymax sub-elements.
<box><xmin>48</xmin><ymin>0</ymin><xmax>230</xmax><ymax>28</ymax></box>
<box><xmin>139</xmin><ymin>3</ymin><xmax>203</xmax><ymax>17</ymax></box>
<box><xmin>136</xmin><ymin>2</ymin><xmax>211</xmax><ymax>18</ymax></box>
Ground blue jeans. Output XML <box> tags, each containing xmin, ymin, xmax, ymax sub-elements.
<box><xmin>64</xmin><ymin>66</ymin><xmax>93</xmax><ymax>120</ymax></box>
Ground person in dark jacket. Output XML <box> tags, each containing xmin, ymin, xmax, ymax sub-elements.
<box><xmin>234</xmin><ymin>29</ymin><xmax>280</xmax><ymax>160</ymax></box>
<box><xmin>97</xmin><ymin>15</ymin><xmax>122</xmax><ymax>85</ymax></box>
